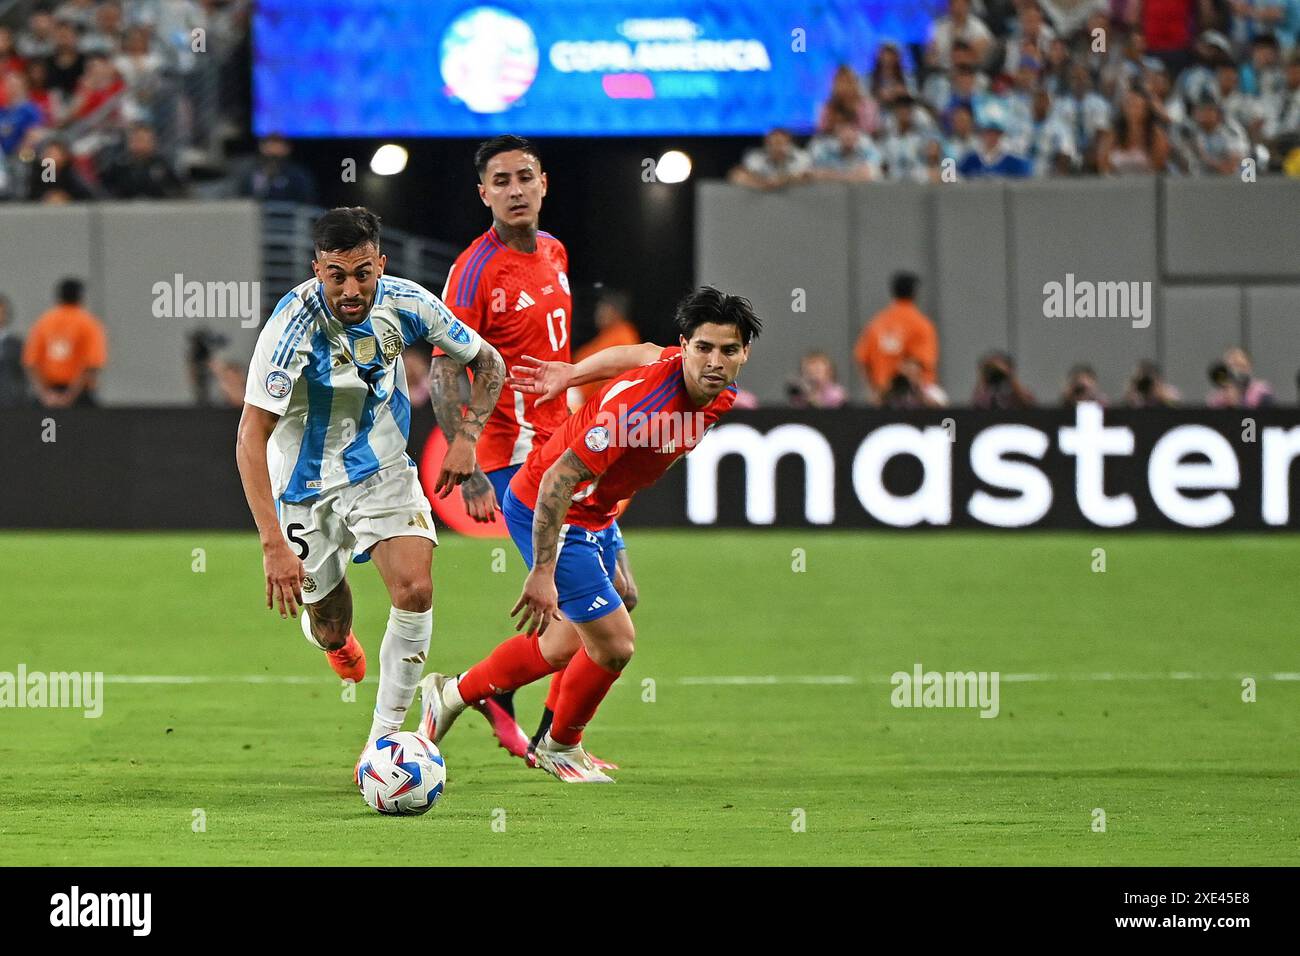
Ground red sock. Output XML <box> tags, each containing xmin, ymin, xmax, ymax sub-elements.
<box><xmin>544</xmin><ymin>666</ymin><xmax>566</xmax><ymax>712</ymax></box>
<box><xmin>457</xmin><ymin>635</ymin><xmax>556</xmax><ymax>703</ymax></box>
<box><xmin>550</xmin><ymin>646</ymin><xmax>620</xmax><ymax>746</ymax></box>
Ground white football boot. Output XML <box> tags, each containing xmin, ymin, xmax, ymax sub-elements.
<box><xmin>418</xmin><ymin>672</ymin><xmax>466</xmax><ymax>745</ymax></box>
<box><xmin>532</xmin><ymin>732</ymin><xmax>615</xmax><ymax>783</ymax></box>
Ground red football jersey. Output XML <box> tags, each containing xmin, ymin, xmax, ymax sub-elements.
<box><xmin>511</xmin><ymin>347</ymin><xmax>738</xmax><ymax>531</ymax></box>
<box><xmin>436</xmin><ymin>227</ymin><xmax>572</xmax><ymax>472</ymax></box>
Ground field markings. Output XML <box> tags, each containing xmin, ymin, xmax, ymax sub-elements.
<box><xmin>99</xmin><ymin>672</ymin><xmax>1300</xmax><ymax>687</ymax></box>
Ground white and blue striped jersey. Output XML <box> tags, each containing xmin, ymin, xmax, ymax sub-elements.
<box><xmin>244</xmin><ymin>274</ymin><xmax>482</xmax><ymax>504</ymax></box>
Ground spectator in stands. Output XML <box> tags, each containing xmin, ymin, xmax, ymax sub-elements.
<box><xmin>0</xmin><ymin>73</ymin><xmax>46</xmax><ymax>154</ymax></box>
<box><xmin>16</xmin><ymin>10</ymin><xmax>57</xmax><ymax>60</ymax></box>
<box><xmin>869</xmin><ymin>41</ymin><xmax>917</xmax><ymax>109</ymax></box>
<box><xmin>926</xmin><ymin>0</ymin><xmax>995</xmax><ymax>70</ymax></box>
<box><xmin>114</xmin><ymin>25</ymin><xmax>165</xmax><ymax>126</ymax></box>
<box><xmin>809</xmin><ymin>117</ymin><xmax>883</xmax><ymax>181</ymax></box>
<box><xmin>1097</xmin><ymin>88</ymin><xmax>1171</xmax><ymax>173</ymax></box>
<box><xmin>1056</xmin><ymin>63</ymin><xmax>1113</xmax><ymax>169</ymax></box>
<box><xmin>957</xmin><ymin>113</ymin><xmax>1034</xmax><ymax>177</ymax></box>
<box><xmin>1027</xmin><ymin>86</ymin><xmax>1078</xmax><ymax>175</ymax></box>
<box><xmin>917</xmin><ymin>137</ymin><xmax>951</xmax><ymax>182</ymax></box>
<box><xmin>401</xmin><ymin>347</ymin><xmax>431</xmax><ymax>409</ymax></box>
<box><xmin>1178</xmin><ymin>32</ymin><xmax>1235</xmax><ymax>107</ymax></box>
<box><xmin>232</xmin><ymin>133</ymin><xmax>318</xmax><ymax>203</ymax></box>
<box><xmin>1242</xmin><ymin>33</ymin><xmax>1285</xmax><ymax>98</ymax></box>
<box><xmin>881</xmin><ymin>96</ymin><xmax>934</xmax><ymax>179</ymax></box>
<box><xmin>571</xmin><ymin>290</ymin><xmax>641</xmax><ymax>404</ymax></box>
<box><xmin>24</xmin><ymin>58</ymin><xmax>59</xmax><ymax>123</ymax></box>
<box><xmin>1207</xmin><ymin>347</ymin><xmax>1275</xmax><ymax>406</ymax></box>
<box><xmin>55</xmin><ymin>0</ymin><xmax>99</xmax><ymax>32</ymax></box>
<box><xmin>787</xmin><ymin>351</ymin><xmax>848</xmax><ymax>409</ymax></box>
<box><xmin>1061</xmin><ymin>363</ymin><xmax>1108</xmax><ymax>406</ymax></box>
<box><xmin>854</xmin><ymin>272</ymin><xmax>939</xmax><ymax>402</ymax></box>
<box><xmin>0</xmin><ymin>294</ymin><xmax>28</xmax><ymax>408</ymax></box>
<box><xmin>817</xmin><ymin>64</ymin><xmax>879</xmax><ymax>135</ymax></box>
<box><xmin>66</xmin><ymin>54</ymin><xmax>124</xmax><ymax>124</ymax></box>
<box><xmin>879</xmin><ymin>356</ymin><xmax>949</xmax><ymax>408</ymax></box>
<box><xmin>972</xmin><ymin>351</ymin><xmax>1036</xmax><ymax>409</ymax></box>
<box><xmin>100</xmin><ymin>121</ymin><xmax>185</xmax><ymax>198</ymax></box>
<box><xmin>1215</xmin><ymin>62</ymin><xmax>1267</xmax><ymax>146</ymax></box>
<box><xmin>1185</xmin><ymin>93</ymin><xmax>1251</xmax><ymax>173</ymax></box>
<box><xmin>22</xmin><ymin>277</ymin><xmax>108</xmax><ymax>407</ymax></box>
<box><xmin>1004</xmin><ymin>2</ymin><xmax>1057</xmax><ymax>75</ymax></box>
<box><xmin>79</xmin><ymin>2</ymin><xmax>124</xmax><ymax>58</ymax></box>
<box><xmin>728</xmin><ymin>128</ymin><xmax>811</xmax><ymax>190</ymax></box>
<box><xmin>0</xmin><ymin>26</ymin><xmax>26</xmax><ymax>82</ymax></box>
<box><xmin>1230</xmin><ymin>0</ymin><xmax>1298</xmax><ymax>53</ymax></box>
<box><xmin>26</xmin><ymin>138</ymin><xmax>96</xmax><ymax>202</ymax></box>
<box><xmin>1124</xmin><ymin>360</ymin><xmax>1181</xmax><ymax>407</ymax></box>
<box><xmin>1264</xmin><ymin>48</ymin><xmax>1300</xmax><ymax>146</ymax></box>
<box><xmin>945</xmin><ymin>103</ymin><xmax>980</xmax><ymax>158</ymax></box>
<box><xmin>44</xmin><ymin>20</ymin><xmax>86</xmax><ymax>100</ymax></box>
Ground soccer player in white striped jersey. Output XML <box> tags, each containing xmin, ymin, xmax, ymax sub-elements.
<box><xmin>236</xmin><ymin>207</ymin><xmax>505</xmax><ymax>752</ymax></box>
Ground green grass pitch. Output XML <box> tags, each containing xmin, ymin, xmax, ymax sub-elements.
<box><xmin>1</xmin><ymin>530</ymin><xmax>1297</xmax><ymax>866</ymax></box>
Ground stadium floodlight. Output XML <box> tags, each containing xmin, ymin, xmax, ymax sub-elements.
<box><xmin>655</xmin><ymin>150</ymin><xmax>692</xmax><ymax>184</ymax></box>
<box><xmin>370</xmin><ymin>144</ymin><xmax>409</xmax><ymax>176</ymax></box>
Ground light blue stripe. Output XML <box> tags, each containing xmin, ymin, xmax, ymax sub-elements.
<box><xmin>390</xmin><ymin>387</ymin><xmax>411</xmax><ymax>441</ymax></box>
<box><xmin>394</xmin><ymin>307</ymin><xmax>424</xmax><ymax>347</ymax></box>
<box><xmin>283</xmin><ymin>329</ymin><xmax>333</xmax><ymax>502</ymax></box>
<box><xmin>342</xmin><ymin>385</ymin><xmax>384</xmax><ymax>483</ymax></box>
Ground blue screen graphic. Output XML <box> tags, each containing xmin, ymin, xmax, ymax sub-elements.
<box><xmin>254</xmin><ymin>1</ymin><xmax>939</xmax><ymax>137</ymax></box>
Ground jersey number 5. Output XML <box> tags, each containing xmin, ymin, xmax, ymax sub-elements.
<box><xmin>286</xmin><ymin>522</ymin><xmax>310</xmax><ymax>560</ymax></box>
<box><xmin>546</xmin><ymin>308</ymin><xmax>567</xmax><ymax>352</ymax></box>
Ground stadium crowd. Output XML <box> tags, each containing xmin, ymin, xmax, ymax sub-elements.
<box><xmin>731</xmin><ymin>0</ymin><xmax>1300</xmax><ymax>185</ymax></box>
<box><xmin>0</xmin><ymin>0</ymin><xmax>251</xmax><ymax>201</ymax></box>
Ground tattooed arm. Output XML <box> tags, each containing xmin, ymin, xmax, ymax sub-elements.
<box><xmin>508</xmin><ymin>343</ymin><xmax>665</xmax><ymax>407</ymax></box>
<box><xmin>433</xmin><ymin>340</ymin><xmax>505</xmax><ymax>498</ymax></box>
<box><xmin>510</xmin><ymin>449</ymin><xmax>594</xmax><ymax>635</ymax></box>
<box><xmin>428</xmin><ymin>355</ymin><xmax>497</xmax><ymax>521</ymax></box>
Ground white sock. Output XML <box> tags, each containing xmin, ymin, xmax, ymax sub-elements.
<box><xmin>443</xmin><ymin>674</ymin><xmax>466</xmax><ymax>712</ymax></box>
<box><xmin>301</xmin><ymin>610</ymin><xmax>328</xmax><ymax>650</ymax></box>
<box><xmin>372</xmin><ymin>606</ymin><xmax>432</xmax><ymax>736</ymax></box>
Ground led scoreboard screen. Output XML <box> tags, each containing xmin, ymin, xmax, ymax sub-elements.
<box><xmin>254</xmin><ymin>1</ymin><xmax>938</xmax><ymax>136</ymax></box>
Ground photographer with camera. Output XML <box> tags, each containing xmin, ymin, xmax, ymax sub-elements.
<box><xmin>854</xmin><ymin>271</ymin><xmax>939</xmax><ymax>404</ymax></box>
<box><xmin>971</xmin><ymin>350</ymin><xmax>1035</xmax><ymax>409</ymax></box>
<box><xmin>1060</xmin><ymin>363</ymin><xmax>1108</xmax><ymax>407</ymax></box>
<box><xmin>1123</xmin><ymin>360</ymin><xmax>1181</xmax><ymax>407</ymax></box>
<box><xmin>1206</xmin><ymin>347</ymin><xmax>1274</xmax><ymax>408</ymax></box>
<box><xmin>787</xmin><ymin>350</ymin><xmax>848</xmax><ymax>409</ymax></box>
<box><xmin>879</xmin><ymin>356</ymin><xmax>949</xmax><ymax>408</ymax></box>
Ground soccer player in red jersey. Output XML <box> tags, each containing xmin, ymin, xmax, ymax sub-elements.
<box><xmin>428</xmin><ymin>135</ymin><xmax>638</xmax><ymax>764</ymax></box>
<box><xmin>419</xmin><ymin>287</ymin><xmax>762</xmax><ymax>782</ymax></box>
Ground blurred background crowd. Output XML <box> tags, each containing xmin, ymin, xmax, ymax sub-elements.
<box><xmin>731</xmin><ymin>0</ymin><xmax>1300</xmax><ymax>185</ymax></box>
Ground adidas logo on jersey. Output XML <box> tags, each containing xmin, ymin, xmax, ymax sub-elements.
<box><xmin>514</xmin><ymin>291</ymin><xmax>536</xmax><ymax>311</ymax></box>
<box><xmin>586</xmin><ymin>596</ymin><xmax>610</xmax><ymax>613</ymax></box>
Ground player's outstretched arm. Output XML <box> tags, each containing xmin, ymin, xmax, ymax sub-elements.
<box><xmin>235</xmin><ymin>402</ymin><xmax>305</xmax><ymax>620</ymax></box>
<box><xmin>512</xmin><ymin>449</ymin><xmax>594</xmax><ymax>635</ymax></box>
<box><xmin>509</xmin><ymin>343</ymin><xmax>665</xmax><ymax>406</ymax></box>
<box><xmin>435</xmin><ymin>341</ymin><xmax>505</xmax><ymax>498</ymax></box>
<box><xmin>428</xmin><ymin>355</ymin><xmax>497</xmax><ymax>521</ymax></box>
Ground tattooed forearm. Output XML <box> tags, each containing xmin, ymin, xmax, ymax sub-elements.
<box><xmin>533</xmin><ymin>450</ymin><xmax>594</xmax><ymax>568</ymax></box>
<box><xmin>428</xmin><ymin>356</ymin><xmax>469</xmax><ymax>444</ymax></box>
<box><xmin>462</xmin><ymin>342</ymin><xmax>506</xmax><ymax>442</ymax></box>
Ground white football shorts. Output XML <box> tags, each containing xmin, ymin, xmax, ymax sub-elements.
<box><xmin>277</xmin><ymin>460</ymin><xmax>437</xmax><ymax>603</ymax></box>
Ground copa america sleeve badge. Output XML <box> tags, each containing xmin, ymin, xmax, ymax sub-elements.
<box><xmin>584</xmin><ymin>425</ymin><xmax>610</xmax><ymax>452</ymax></box>
<box><xmin>265</xmin><ymin>370</ymin><xmax>292</xmax><ymax>399</ymax></box>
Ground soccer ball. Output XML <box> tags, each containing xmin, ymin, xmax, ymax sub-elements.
<box><xmin>355</xmin><ymin>731</ymin><xmax>446</xmax><ymax>815</ymax></box>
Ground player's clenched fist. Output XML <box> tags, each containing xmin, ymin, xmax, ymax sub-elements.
<box><xmin>511</xmin><ymin>568</ymin><xmax>561</xmax><ymax>635</ymax></box>
<box><xmin>263</xmin><ymin>538</ymin><xmax>305</xmax><ymax>619</ymax></box>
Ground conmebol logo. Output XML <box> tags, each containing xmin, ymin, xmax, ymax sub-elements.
<box><xmin>440</xmin><ymin>7</ymin><xmax>539</xmax><ymax>113</ymax></box>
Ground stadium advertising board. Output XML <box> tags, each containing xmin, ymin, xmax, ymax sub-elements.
<box><xmin>627</xmin><ymin>405</ymin><xmax>1300</xmax><ymax>531</ymax></box>
<box><xmin>4</xmin><ymin>407</ymin><xmax>1300</xmax><ymax>531</ymax></box>
<box><xmin>253</xmin><ymin>1</ymin><xmax>935</xmax><ymax>136</ymax></box>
